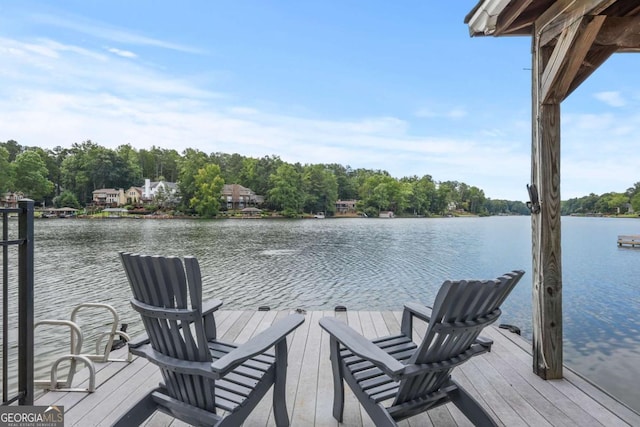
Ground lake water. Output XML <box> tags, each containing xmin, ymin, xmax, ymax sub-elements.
<box><xmin>3</xmin><ymin>216</ymin><xmax>640</xmax><ymax>412</ymax></box>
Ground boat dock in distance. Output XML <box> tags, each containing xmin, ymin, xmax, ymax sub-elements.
<box><xmin>617</xmin><ymin>235</ymin><xmax>640</xmax><ymax>247</ymax></box>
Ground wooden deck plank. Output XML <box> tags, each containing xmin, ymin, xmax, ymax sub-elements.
<box><xmin>478</xmin><ymin>333</ymin><xmax>582</xmax><ymax>427</ymax></box>
<box><xmin>483</xmin><ymin>327</ymin><xmax>636</xmax><ymax>426</ymax></box>
<box><xmin>278</xmin><ymin>308</ymin><xmax>312</xmax><ymax>426</ymax></box>
<box><xmin>241</xmin><ymin>310</ymin><xmax>278</xmax><ymax>427</ymax></box>
<box><xmin>314</xmin><ymin>310</ymin><xmax>339</xmax><ymax>427</ymax></box>
<box><xmin>290</xmin><ymin>310</ymin><xmax>324</xmax><ymax>426</ymax></box>
<box><xmin>68</xmin><ymin>361</ymin><xmax>159</xmax><ymax>426</ymax></box>
<box><xmin>475</xmin><ymin>329</ymin><xmax>592</xmax><ymax>427</ymax></box>
<box><xmin>36</xmin><ymin>311</ymin><xmax>637</xmax><ymax>427</ymax></box>
<box><xmin>457</xmin><ymin>358</ymin><xmax>527</xmax><ymax>427</ymax></box>
<box><xmin>229</xmin><ymin>310</ymin><xmax>267</xmax><ymax>344</ymax></box>
<box><xmin>142</xmin><ymin>411</ymin><xmax>174</xmax><ymax>427</ymax></box>
<box><xmin>220</xmin><ymin>310</ymin><xmax>255</xmax><ymax>342</ymax></box>
<box><xmin>471</xmin><ymin>356</ymin><xmax>555</xmax><ymax>426</ymax></box>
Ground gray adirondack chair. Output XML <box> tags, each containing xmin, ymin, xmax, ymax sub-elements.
<box><xmin>319</xmin><ymin>270</ymin><xmax>524</xmax><ymax>427</ymax></box>
<box><xmin>114</xmin><ymin>252</ymin><xmax>305</xmax><ymax>427</ymax></box>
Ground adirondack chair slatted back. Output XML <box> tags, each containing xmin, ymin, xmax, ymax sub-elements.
<box><xmin>120</xmin><ymin>252</ymin><xmax>215</xmax><ymax>411</ymax></box>
<box><xmin>394</xmin><ymin>270</ymin><xmax>523</xmax><ymax>405</ymax></box>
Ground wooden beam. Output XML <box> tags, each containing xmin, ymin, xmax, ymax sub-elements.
<box><xmin>595</xmin><ymin>16</ymin><xmax>640</xmax><ymax>48</ymax></box>
<box><xmin>600</xmin><ymin>1</ymin><xmax>640</xmax><ymax>16</ymax></box>
<box><xmin>537</xmin><ymin>0</ymin><xmax>615</xmax><ymax>47</ymax></box>
<box><xmin>540</xmin><ymin>17</ymin><xmax>583</xmax><ymax>103</ymax></box>
<box><xmin>566</xmin><ymin>45</ymin><xmax>616</xmax><ymax>97</ymax></box>
<box><xmin>531</xmin><ymin>36</ymin><xmax>563</xmax><ymax>380</ymax></box>
<box><xmin>496</xmin><ymin>0</ymin><xmax>534</xmax><ymax>34</ymax></box>
<box><xmin>542</xmin><ymin>15</ymin><xmax>606</xmax><ymax>103</ymax></box>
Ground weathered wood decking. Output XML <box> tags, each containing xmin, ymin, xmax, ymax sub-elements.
<box><xmin>34</xmin><ymin>310</ymin><xmax>640</xmax><ymax>426</ymax></box>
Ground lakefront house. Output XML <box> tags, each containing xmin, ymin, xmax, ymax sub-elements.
<box><xmin>91</xmin><ymin>188</ymin><xmax>126</xmax><ymax>207</ymax></box>
<box><xmin>94</xmin><ymin>179</ymin><xmax>180</xmax><ymax>208</ymax></box>
<box><xmin>221</xmin><ymin>184</ymin><xmax>264</xmax><ymax>210</ymax></box>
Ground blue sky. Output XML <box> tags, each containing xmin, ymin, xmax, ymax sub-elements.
<box><xmin>1</xmin><ymin>1</ymin><xmax>638</xmax><ymax>201</ymax></box>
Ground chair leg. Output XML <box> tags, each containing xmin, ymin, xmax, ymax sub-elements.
<box><xmin>112</xmin><ymin>388</ymin><xmax>160</xmax><ymax>427</ymax></box>
<box><xmin>273</xmin><ymin>340</ymin><xmax>290</xmax><ymax>427</ymax></box>
<box><xmin>448</xmin><ymin>379</ymin><xmax>498</xmax><ymax>427</ymax></box>
<box><xmin>329</xmin><ymin>337</ymin><xmax>345</xmax><ymax>422</ymax></box>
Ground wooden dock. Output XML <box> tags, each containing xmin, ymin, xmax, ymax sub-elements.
<box><xmin>617</xmin><ymin>235</ymin><xmax>640</xmax><ymax>247</ymax></box>
<box><xmin>34</xmin><ymin>310</ymin><xmax>640</xmax><ymax>426</ymax></box>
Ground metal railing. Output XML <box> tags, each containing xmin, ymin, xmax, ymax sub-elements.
<box><xmin>1</xmin><ymin>199</ymin><xmax>34</xmax><ymax>405</ymax></box>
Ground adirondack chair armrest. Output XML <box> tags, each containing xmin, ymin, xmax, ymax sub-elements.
<box><xmin>319</xmin><ymin>317</ymin><xmax>406</xmax><ymax>380</ymax></box>
<box><xmin>130</xmin><ymin>343</ymin><xmax>217</xmax><ymax>379</ymax></box>
<box><xmin>401</xmin><ymin>302</ymin><xmax>433</xmax><ymax>338</ymax></box>
<box><xmin>201</xmin><ymin>298</ymin><xmax>223</xmax><ymax>316</ymax></box>
<box><xmin>403</xmin><ymin>302</ymin><xmax>432</xmax><ymax>322</ymax></box>
<box><xmin>211</xmin><ymin>313</ymin><xmax>305</xmax><ymax>377</ymax></box>
<box><xmin>128</xmin><ymin>333</ymin><xmax>150</xmax><ymax>349</ymax></box>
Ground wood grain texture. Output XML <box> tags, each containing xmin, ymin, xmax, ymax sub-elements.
<box><xmin>532</xmin><ymin>33</ymin><xmax>563</xmax><ymax>380</ymax></box>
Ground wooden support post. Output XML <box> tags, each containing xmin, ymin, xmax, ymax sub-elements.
<box><xmin>531</xmin><ymin>35</ymin><xmax>563</xmax><ymax>380</ymax></box>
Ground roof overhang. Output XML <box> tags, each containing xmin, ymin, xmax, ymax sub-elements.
<box><xmin>465</xmin><ymin>0</ymin><xmax>640</xmax><ymax>103</ymax></box>
<box><xmin>465</xmin><ymin>0</ymin><xmax>512</xmax><ymax>35</ymax></box>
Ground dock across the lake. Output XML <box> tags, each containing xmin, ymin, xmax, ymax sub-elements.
<box><xmin>34</xmin><ymin>310</ymin><xmax>640</xmax><ymax>426</ymax></box>
<box><xmin>617</xmin><ymin>235</ymin><xmax>640</xmax><ymax>247</ymax></box>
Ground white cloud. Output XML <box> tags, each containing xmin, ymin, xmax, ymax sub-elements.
<box><xmin>31</xmin><ymin>13</ymin><xmax>204</xmax><ymax>54</ymax></box>
<box><xmin>593</xmin><ymin>91</ymin><xmax>626</xmax><ymax>107</ymax></box>
<box><xmin>0</xmin><ymin>37</ymin><xmax>216</xmax><ymax>98</ymax></box>
<box><xmin>0</xmin><ymin>35</ymin><xmax>540</xmax><ymax>201</ymax></box>
<box><xmin>107</xmin><ymin>47</ymin><xmax>137</xmax><ymax>58</ymax></box>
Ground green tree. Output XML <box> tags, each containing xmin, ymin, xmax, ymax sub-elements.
<box><xmin>252</xmin><ymin>155</ymin><xmax>284</xmax><ymax>196</ymax></box>
<box><xmin>303</xmin><ymin>164</ymin><xmax>338</xmax><ymax>215</ymax></box>
<box><xmin>466</xmin><ymin>186</ymin><xmax>486</xmax><ymax>214</ymax></box>
<box><xmin>608</xmin><ymin>193</ymin><xmax>629</xmax><ymax>214</ymax></box>
<box><xmin>13</xmin><ymin>150</ymin><xmax>54</xmax><ymax>200</ymax></box>
<box><xmin>403</xmin><ymin>175</ymin><xmax>436</xmax><ymax>216</ymax></box>
<box><xmin>178</xmin><ymin>149</ymin><xmax>210</xmax><ymax>211</ymax></box>
<box><xmin>61</xmin><ymin>146</ymin><xmax>91</xmax><ymax>204</ymax></box>
<box><xmin>59</xmin><ymin>141</ymin><xmax>135</xmax><ymax>205</ymax></box>
<box><xmin>0</xmin><ymin>147</ymin><xmax>13</xmax><ymax>194</ymax></box>
<box><xmin>190</xmin><ymin>164</ymin><xmax>224</xmax><ymax>218</ymax></box>
<box><xmin>625</xmin><ymin>182</ymin><xmax>640</xmax><ymax>198</ymax></box>
<box><xmin>47</xmin><ymin>146</ymin><xmax>68</xmax><ymax>197</ymax></box>
<box><xmin>239</xmin><ymin>157</ymin><xmax>258</xmax><ymax>189</ymax></box>
<box><xmin>54</xmin><ymin>190</ymin><xmax>81</xmax><ymax>209</ymax></box>
<box><xmin>433</xmin><ymin>181</ymin><xmax>458</xmax><ymax>214</ymax></box>
<box><xmin>116</xmin><ymin>144</ymin><xmax>143</xmax><ymax>186</ymax></box>
<box><xmin>486</xmin><ymin>199</ymin><xmax>509</xmax><ymax>215</ymax></box>
<box><xmin>212</xmin><ymin>152</ymin><xmax>245</xmax><ymax>184</ymax></box>
<box><xmin>0</xmin><ymin>140</ymin><xmax>22</xmax><ymax>162</ymax></box>
<box><xmin>268</xmin><ymin>164</ymin><xmax>304</xmax><ymax>217</ymax></box>
<box><xmin>631</xmin><ymin>192</ymin><xmax>640</xmax><ymax>214</ymax></box>
<box><xmin>359</xmin><ymin>173</ymin><xmax>407</xmax><ymax>214</ymax></box>
<box><xmin>327</xmin><ymin>164</ymin><xmax>358</xmax><ymax>201</ymax></box>
<box><xmin>138</xmin><ymin>146</ymin><xmax>180</xmax><ymax>181</ymax></box>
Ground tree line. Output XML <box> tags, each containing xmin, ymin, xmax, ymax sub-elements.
<box><xmin>3</xmin><ymin>139</ymin><xmax>535</xmax><ymax>217</ymax></box>
<box><xmin>562</xmin><ymin>184</ymin><xmax>640</xmax><ymax>216</ymax></box>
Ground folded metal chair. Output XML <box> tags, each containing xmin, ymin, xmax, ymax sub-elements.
<box><xmin>114</xmin><ymin>252</ymin><xmax>304</xmax><ymax>427</ymax></box>
<box><xmin>320</xmin><ymin>270</ymin><xmax>524</xmax><ymax>426</ymax></box>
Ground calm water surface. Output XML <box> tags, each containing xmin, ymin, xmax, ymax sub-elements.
<box><xmin>3</xmin><ymin>216</ymin><xmax>640</xmax><ymax>411</ymax></box>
